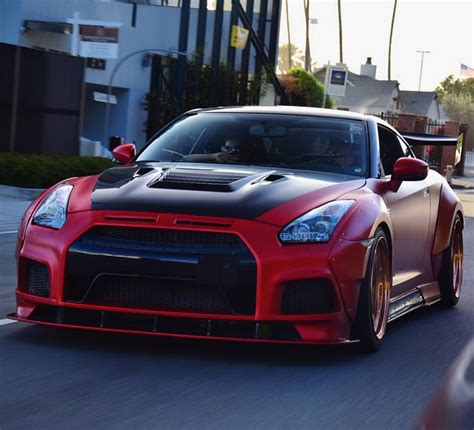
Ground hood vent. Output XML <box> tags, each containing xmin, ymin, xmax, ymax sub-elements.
<box><xmin>148</xmin><ymin>168</ymin><xmax>250</xmax><ymax>192</ymax></box>
<box><xmin>133</xmin><ymin>167</ymin><xmax>155</xmax><ymax>178</ymax></box>
<box><xmin>262</xmin><ymin>174</ymin><xmax>286</xmax><ymax>183</ymax></box>
<box><xmin>251</xmin><ymin>173</ymin><xmax>288</xmax><ymax>185</ymax></box>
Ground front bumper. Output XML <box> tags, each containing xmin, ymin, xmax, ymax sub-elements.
<box><xmin>12</xmin><ymin>210</ymin><xmax>370</xmax><ymax>344</ymax></box>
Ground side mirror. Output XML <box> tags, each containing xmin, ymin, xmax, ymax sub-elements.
<box><xmin>392</xmin><ymin>157</ymin><xmax>428</xmax><ymax>182</ymax></box>
<box><xmin>112</xmin><ymin>143</ymin><xmax>136</xmax><ymax>165</ymax></box>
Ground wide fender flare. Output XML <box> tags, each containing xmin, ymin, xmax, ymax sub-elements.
<box><xmin>328</xmin><ymin>195</ymin><xmax>392</xmax><ymax>321</ymax></box>
<box><xmin>432</xmin><ymin>183</ymin><xmax>464</xmax><ymax>257</ymax></box>
<box><xmin>338</xmin><ymin>195</ymin><xmax>393</xmax><ymax>243</ymax></box>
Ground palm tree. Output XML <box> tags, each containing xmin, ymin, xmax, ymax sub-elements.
<box><xmin>303</xmin><ymin>0</ymin><xmax>311</xmax><ymax>71</ymax></box>
<box><xmin>286</xmin><ymin>0</ymin><xmax>292</xmax><ymax>70</ymax></box>
<box><xmin>388</xmin><ymin>0</ymin><xmax>398</xmax><ymax>79</ymax></box>
<box><xmin>338</xmin><ymin>0</ymin><xmax>343</xmax><ymax>63</ymax></box>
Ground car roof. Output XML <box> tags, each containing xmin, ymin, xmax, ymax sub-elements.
<box><xmin>191</xmin><ymin>106</ymin><xmax>369</xmax><ymax>122</ymax></box>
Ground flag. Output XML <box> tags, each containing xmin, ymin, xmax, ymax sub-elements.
<box><xmin>460</xmin><ymin>63</ymin><xmax>474</xmax><ymax>78</ymax></box>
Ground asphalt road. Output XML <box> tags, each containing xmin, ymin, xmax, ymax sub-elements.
<box><xmin>0</xmin><ymin>199</ymin><xmax>473</xmax><ymax>429</ymax></box>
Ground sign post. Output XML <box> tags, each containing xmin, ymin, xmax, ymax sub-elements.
<box><xmin>323</xmin><ymin>63</ymin><xmax>348</xmax><ymax>107</ymax></box>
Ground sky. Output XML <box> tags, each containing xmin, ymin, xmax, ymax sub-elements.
<box><xmin>279</xmin><ymin>0</ymin><xmax>474</xmax><ymax>91</ymax></box>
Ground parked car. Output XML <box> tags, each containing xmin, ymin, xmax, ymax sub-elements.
<box><xmin>9</xmin><ymin>106</ymin><xmax>463</xmax><ymax>351</ymax></box>
<box><xmin>418</xmin><ymin>339</ymin><xmax>474</xmax><ymax>429</ymax></box>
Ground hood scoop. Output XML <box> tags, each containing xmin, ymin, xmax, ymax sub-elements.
<box><xmin>147</xmin><ymin>168</ymin><xmax>251</xmax><ymax>192</ymax></box>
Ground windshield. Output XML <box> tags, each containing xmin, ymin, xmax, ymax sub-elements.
<box><xmin>137</xmin><ymin>113</ymin><xmax>368</xmax><ymax>176</ymax></box>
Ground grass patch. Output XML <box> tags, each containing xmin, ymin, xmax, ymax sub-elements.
<box><xmin>0</xmin><ymin>153</ymin><xmax>114</xmax><ymax>188</ymax></box>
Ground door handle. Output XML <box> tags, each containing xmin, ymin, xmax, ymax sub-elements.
<box><xmin>423</xmin><ymin>188</ymin><xmax>430</xmax><ymax>198</ymax></box>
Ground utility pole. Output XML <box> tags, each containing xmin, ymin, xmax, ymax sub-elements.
<box><xmin>388</xmin><ymin>0</ymin><xmax>397</xmax><ymax>79</ymax></box>
<box><xmin>416</xmin><ymin>50</ymin><xmax>430</xmax><ymax>91</ymax></box>
<box><xmin>337</xmin><ymin>0</ymin><xmax>343</xmax><ymax>63</ymax></box>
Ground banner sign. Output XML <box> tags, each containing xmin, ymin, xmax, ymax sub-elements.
<box><xmin>230</xmin><ymin>25</ymin><xmax>249</xmax><ymax>49</ymax></box>
<box><xmin>79</xmin><ymin>25</ymin><xmax>119</xmax><ymax>59</ymax></box>
<box><xmin>325</xmin><ymin>66</ymin><xmax>348</xmax><ymax>97</ymax></box>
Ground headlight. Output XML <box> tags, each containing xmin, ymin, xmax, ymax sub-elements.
<box><xmin>279</xmin><ymin>200</ymin><xmax>355</xmax><ymax>244</ymax></box>
<box><xmin>33</xmin><ymin>184</ymin><xmax>73</xmax><ymax>229</ymax></box>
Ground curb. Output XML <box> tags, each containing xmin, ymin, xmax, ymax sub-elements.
<box><xmin>451</xmin><ymin>178</ymin><xmax>474</xmax><ymax>190</ymax></box>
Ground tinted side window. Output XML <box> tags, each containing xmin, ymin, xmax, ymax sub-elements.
<box><xmin>398</xmin><ymin>136</ymin><xmax>413</xmax><ymax>157</ymax></box>
<box><xmin>378</xmin><ymin>126</ymin><xmax>404</xmax><ymax>175</ymax></box>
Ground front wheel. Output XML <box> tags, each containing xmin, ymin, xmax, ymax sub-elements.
<box><xmin>352</xmin><ymin>228</ymin><xmax>392</xmax><ymax>352</ymax></box>
<box><xmin>439</xmin><ymin>214</ymin><xmax>463</xmax><ymax>307</ymax></box>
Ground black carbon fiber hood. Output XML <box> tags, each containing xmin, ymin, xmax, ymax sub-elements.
<box><xmin>91</xmin><ymin>163</ymin><xmax>364</xmax><ymax>220</ymax></box>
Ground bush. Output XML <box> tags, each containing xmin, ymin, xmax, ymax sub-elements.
<box><xmin>281</xmin><ymin>67</ymin><xmax>334</xmax><ymax>108</ymax></box>
<box><xmin>0</xmin><ymin>153</ymin><xmax>114</xmax><ymax>188</ymax></box>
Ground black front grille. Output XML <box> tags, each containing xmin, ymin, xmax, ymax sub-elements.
<box><xmin>149</xmin><ymin>168</ymin><xmax>249</xmax><ymax>192</ymax></box>
<box><xmin>83</xmin><ymin>226</ymin><xmax>244</xmax><ymax>251</ymax></box>
<box><xmin>65</xmin><ymin>227</ymin><xmax>257</xmax><ymax>315</ymax></box>
<box><xmin>281</xmin><ymin>279</ymin><xmax>337</xmax><ymax>315</ymax></box>
<box><xmin>26</xmin><ymin>261</ymin><xmax>50</xmax><ymax>298</ymax></box>
<box><xmin>86</xmin><ymin>274</ymin><xmax>231</xmax><ymax>313</ymax></box>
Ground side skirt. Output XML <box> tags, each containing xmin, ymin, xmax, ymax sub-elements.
<box><xmin>388</xmin><ymin>282</ymin><xmax>441</xmax><ymax>323</ymax></box>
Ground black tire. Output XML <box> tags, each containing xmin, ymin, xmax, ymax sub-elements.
<box><xmin>439</xmin><ymin>214</ymin><xmax>463</xmax><ymax>308</ymax></box>
<box><xmin>352</xmin><ymin>228</ymin><xmax>392</xmax><ymax>352</ymax></box>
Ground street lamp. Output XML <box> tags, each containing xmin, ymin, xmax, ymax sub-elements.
<box><xmin>102</xmin><ymin>48</ymin><xmax>189</xmax><ymax>148</ymax></box>
<box><xmin>416</xmin><ymin>50</ymin><xmax>430</xmax><ymax>91</ymax></box>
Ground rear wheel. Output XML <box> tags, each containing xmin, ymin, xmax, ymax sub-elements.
<box><xmin>353</xmin><ymin>228</ymin><xmax>392</xmax><ymax>352</ymax></box>
<box><xmin>439</xmin><ymin>215</ymin><xmax>463</xmax><ymax>307</ymax></box>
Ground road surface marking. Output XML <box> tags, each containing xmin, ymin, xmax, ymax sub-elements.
<box><xmin>0</xmin><ymin>230</ymin><xmax>18</xmax><ymax>235</ymax></box>
<box><xmin>0</xmin><ymin>319</ymin><xmax>18</xmax><ymax>326</ymax></box>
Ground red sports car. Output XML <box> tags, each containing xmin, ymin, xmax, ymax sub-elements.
<box><xmin>9</xmin><ymin>107</ymin><xmax>464</xmax><ymax>351</ymax></box>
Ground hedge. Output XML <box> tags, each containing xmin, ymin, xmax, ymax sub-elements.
<box><xmin>281</xmin><ymin>67</ymin><xmax>334</xmax><ymax>108</ymax></box>
<box><xmin>0</xmin><ymin>153</ymin><xmax>114</xmax><ymax>188</ymax></box>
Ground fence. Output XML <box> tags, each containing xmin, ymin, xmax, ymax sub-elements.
<box><xmin>426</xmin><ymin>119</ymin><xmax>445</xmax><ymax>135</ymax></box>
<box><xmin>371</xmin><ymin>112</ymin><xmax>399</xmax><ymax>128</ymax></box>
<box><xmin>371</xmin><ymin>112</ymin><xmax>453</xmax><ymax>173</ymax></box>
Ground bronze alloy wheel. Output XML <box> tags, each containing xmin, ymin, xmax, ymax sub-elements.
<box><xmin>439</xmin><ymin>214</ymin><xmax>463</xmax><ymax>308</ymax></box>
<box><xmin>352</xmin><ymin>228</ymin><xmax>392</xmax><ymax>351</ymax></box>
<box><xmin>370</xmin><ymin>236</ymin><xmax>391</xmax><ymax>340</ymax></box>
<box><xmin>451</xmin><ymin>218</ymin><xmax>463</xmax><ymax>299</ymax></box>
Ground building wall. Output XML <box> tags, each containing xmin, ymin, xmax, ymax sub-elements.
<box><xmin>426</xmin><ymin>99</ymin><xmax>441</xmax><ymax>121</ymax></box>
<box><xmin>0</xmin><ymin>0</ymin><xmax>242</xmax><ymax>149</ymax></box>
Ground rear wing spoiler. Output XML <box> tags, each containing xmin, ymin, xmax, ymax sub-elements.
<box><xmin>401</xmin><ymin>132</ymin><xmax>459</xmax><ymax>147</ymax></box>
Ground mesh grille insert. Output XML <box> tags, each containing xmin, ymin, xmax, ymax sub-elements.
<box><xmin>281</xmin><ymin>278</ymin><xmax>337</xmax><ymax>315</ymax></box>
<box><xmin>26</xmin><ymin>261</ymin><xmax>50</xmax><ymax>298</ymax></box>
<box><xmin>81</xmin><ymin>226</ymin><xmax>244</xmax><ymax>251</ymax></box>
<box><xmin>87</xmin><ymin>275</ymin><xmax>231</xmax><ymax>313</ymax></box>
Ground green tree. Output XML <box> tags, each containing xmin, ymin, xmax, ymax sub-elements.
<box><xmin>278</xmin><ymin>43</ymin><xmax>304</xmax><ymax>74</ymax></box>
<box><xmin>281</xmin><ymin>67</ymin><xmax>334</xmax><ymax>108</ymax></box>
<box><xmin>436</xmin><ymin>75</ymin><xmax>474</xmax><ymax>101</ymax></box>
<box><xmin>436</xmin><ymin>76</ymin><xmax>474</xmax><ymax>148</ymax></box>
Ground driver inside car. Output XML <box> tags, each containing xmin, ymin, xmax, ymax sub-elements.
<box><xmin>183</xmin><ymin>136</ymin><xmax>266</xmax><ymax>164</ymax></box>
<box><xmin>327</xmin><ymin>136</ymin><xmax>355</xmax><ymax>167</ymax></box>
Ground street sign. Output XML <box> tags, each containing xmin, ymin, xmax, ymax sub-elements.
<box><xmin>93</xmin><ymin>92</ymin><xmax>117</xmax><ymax>104</ymax></box>
<box><xmin>230</xmin><ymin>25</ymin><xmax>249</xmax><ymax>49</ymax></box>
<box><xmin>79</xmin><ymin>25</ymin><xmax>119</xmax><ymax>59</ymax></box>
<box><xmin>325</xmin><ymin>65</ymin><xmax>348</xmax><ymax>97</ymax></box>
